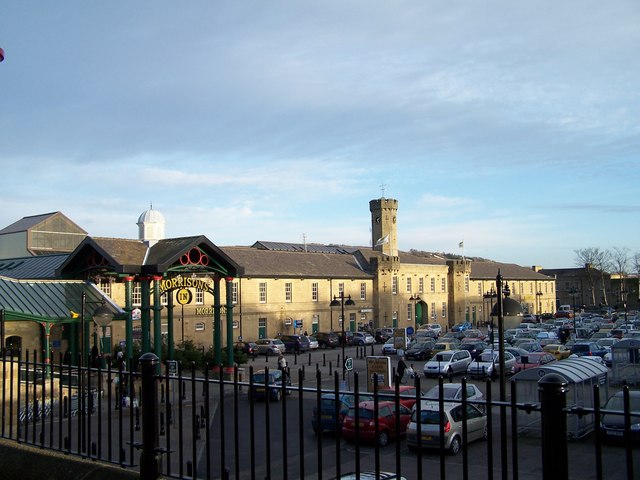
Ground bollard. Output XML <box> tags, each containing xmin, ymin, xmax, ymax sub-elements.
<box><xmin>160</xmin><ymin>412</ymin><xmax>165</xmax><ymax>436</ymax></box>
<box><xmin>187</xmin><ymin>461</ymin><xmax>193</xmax><ymax>477</ymax></box>
<box><xmin>539</xmin><ymin>373</ymin><xmax>568</xmax><ymax>480</ymax></box>
<box><xmin>135</xmin><ymin>406</ymin><xmax>141</xmax><ymax>431</ymax></box>
<box><xmin>308</xmin><ymin>352</ymin><xmax>311</xmax><ymax>366</ymax></box>
<box><xmin>139</xmin><ymin>352</ymin><xmax>161</xmax><ymax>480</ymax></box>
<box><xmin>323</xmin><ymin>354</ymin><xmax>326</xmax><ymax>367</ymax></box>
<box><xmin>160</xmin><ymin>383</ymin><xmax>165</xmax><ymax>403</ymax></box>
<box><xmin>294</xmin><ymin>351</ymin><xmax>298</xmax><ymax>365</ymax></box>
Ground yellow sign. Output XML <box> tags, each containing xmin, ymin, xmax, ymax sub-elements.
<box><xmin>176</xmin><ymin>288</ymin><xmax>193</xmax><ymax>305</ymax></box>
<box><xmin>365</xmin><ymin>356</ymin><xmax>391</xmax><ymax>392</ymax></box>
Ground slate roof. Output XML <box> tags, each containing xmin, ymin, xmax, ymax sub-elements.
<box><xmin>470</xmin><ymin>261</ymin><xmax>553</xmax><ymax>280</ymax></box>
<box><xmin>0</xmin><ymin>254</ymin><xmax>69</xmax><ymax>279</ymax></box>
<box><xmin>0</xmin><ymin>212</ymin><xmax>87</xmax><ymax>236</ymax></box>
<box><xmin>221</xmin><ymin>246</ymin><xmax>373</xmax><ymax>279</ymax></box>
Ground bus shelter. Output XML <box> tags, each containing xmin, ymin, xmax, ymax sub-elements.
<box><xmin>610</xmin><ymin>338</ymin><xmax>640</xmax><ymax>386</ymax></box>
<box><xmin>511</xmin><ymin>357</ymin><xmax>609</xmax><ymax>438</ymax></box>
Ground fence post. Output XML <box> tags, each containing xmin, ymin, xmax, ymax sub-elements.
<box><xmin>539</xmin><ymin>373</ymin><xmax>568</xmax><ymax>480</ymax></box>
<box><xmin>139</xmin><ymin>352</ymin><xmax>160</xmax><ymax>480</ymax></box>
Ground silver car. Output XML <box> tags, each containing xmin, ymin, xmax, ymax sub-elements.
<box><xmin>467</xmin><ymin>350</ymin><xmax>516</xmax><ymax>379</ymax></box>
<box><xmin>406</xmin><ymin>400</ymin><xmax>487</xmax><ymax>454</ymax></box>
<box><xmin>255</xmin><ymin>338</ymin><xmax>285</xmax><ymax>355</ymax></box>
<box><xmin>423</xmin><ymin>350</ymin><xmax>472</xmax><ymax>377</ymax></box>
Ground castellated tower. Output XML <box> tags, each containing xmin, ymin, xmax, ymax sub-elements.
<box><xmin>369</xmin><ymin>197</ymin><xmax>399</xmax><ymax>258</ymax></box>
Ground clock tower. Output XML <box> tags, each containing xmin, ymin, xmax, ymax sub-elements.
<box><xmin>369</xmin><ymin>197</ymin><xmax>398</xmax><ymax>257</ymax></box>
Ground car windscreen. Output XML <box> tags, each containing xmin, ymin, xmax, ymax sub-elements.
<box><xmin>478</xmin><ymin>352</ymin><xmax>497</xmax><ymax>362</ymax></box>
<box><xmin>433</xmin><ymin>353</ymin><xmax>453</xmax><ymax>361</ymax></box>
<box><xmin>604</xmin><ymin>395</ymin><xmax>640</xmax><ymax>412</ymax></box>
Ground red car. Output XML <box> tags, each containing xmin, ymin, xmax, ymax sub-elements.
<box><xmin>513</xmin><ymin>352</ymin><xmax>556</xmax><ymax>372</ymax></box>
<box><xmin>378</xmin><ymin>385</ymin><xmax>420</xmax><ymax>410</ymax></box>
<box><xmin>341</xmin><ymin>401</ymin><xmax>412</xmax><ymax>446</ymax></box>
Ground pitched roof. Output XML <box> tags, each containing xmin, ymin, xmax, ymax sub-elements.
<box><xmin>0</xmin><ymin>254</ymin><xmax>69</xmax><ymax>279</ymax></box>
<box><xmin>0</xmin><ymin>212</ymin><xmax>87</xmax><ymax>236</ymax></box>
<box><xmin>470</xmin><ymin>261</ymin><xmax>553</xmax><ymax>280</ymax></box>
<box><xmin>221</xmin><ymin>246</ymin><xmax>373</xmax><ymax>279</ymax></box>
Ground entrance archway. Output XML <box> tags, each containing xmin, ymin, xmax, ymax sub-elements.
<box><xmin>5</xmin><ymin>335</ymin><xmax>22</xmax><ymax>355</ymax></box>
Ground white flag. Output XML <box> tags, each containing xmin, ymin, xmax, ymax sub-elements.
<box><xmin>375</xmin><ymin>234</ymin><xmax>390</xmax><ymax>246</ymax></box>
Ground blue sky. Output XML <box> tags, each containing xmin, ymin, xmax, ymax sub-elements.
<box><xmin>1</xmin><ymin>1</ymin><xmax>638</xmax><ymax>269</ymax></box>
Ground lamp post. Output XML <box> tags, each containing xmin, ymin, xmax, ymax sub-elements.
<box><xmin>536</xmin><ymin>291</ymin><xmax>543</xmax><ymax>320</ymax></box>
<box><xmin>409</xmin><ymin>293</ymin><xmax>421</xmax><ymax>329</ymax></box>
<box><xmin>483</xmin><ymin>287</ymin><xmax>497</xmax><ymax>343</ymax></box>
<box><xmin>330</xmin><ymin>292</ymin><xmax>355</xmax><ymax>380</ymax></box>
<box><xmin>93</xmin><ymin>303</ymin><xmax>114</xmax><ymax>368</ymax></box>
<box><xmin>569</xmin><ymin>287</ymin><xmax>579</xmax><ymax>339</ymax></box>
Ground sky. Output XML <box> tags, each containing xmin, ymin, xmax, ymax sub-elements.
<box><xmin>1</xmin><ymin>1</ymin><xmax>639</xmax><ymax>270</ymax></box>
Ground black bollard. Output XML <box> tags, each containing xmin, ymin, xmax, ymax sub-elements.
<box><xmin>135</xmin><ymin>406</ymin><xmax>141</xmax><ymax>431</ymax></box>
<box><xmin>539</xmin><ymin>373</ymin><xmax>568</xmax><ymax>479</ymax></box>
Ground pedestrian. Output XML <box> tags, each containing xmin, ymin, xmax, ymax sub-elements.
<box><xmin>406</xmin><ymin>363</ymin><xmax>415</xmax><ymax>380</ymax></box>
<box><xmin>278</xmin><ymin>353</ymin><xmax>289</xmax><ymax>383</ymax></box>
<box><xmin>396</xmin><ymin>356</ymin><xmax>407</xmax><ymax>384</ymax></box>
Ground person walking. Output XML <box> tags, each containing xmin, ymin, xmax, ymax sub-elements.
<box><xmin>396</xmin><ymin>356</ymin><xmax>407</xmax><ymax>384</ymax></box>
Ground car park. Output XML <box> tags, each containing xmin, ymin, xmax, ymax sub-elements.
<box><xmin>255</xmin><ymin>338</ymin><xmax>286</xmax><ymax>355</ymax></box>
<box><xmin>600</xmin><ymin>390</ymin><xmax>640</xmax><ymax>444</ymax></box>
<box><xmin>234</xmin><ymin>341</ymin><xmax>258</xmax><ymax>358</ymax></box>
<box><xmin>405</xmin><ymin>340</ymin><xmax>436</xmax><ymax>361</ymax></box>
<box><xmin>513</xmin><ymin>352</ymin><xmax>556</xmax><ymax>372</ymax></box>
<box><xmin>379</xmin><ymin>385</ymin><xmax>421</xmax><ymax>409</ymax></box>
<box><xmin>251</xmin><ymin>369</ymin><xmax>291</xmax><ymax>401</ymax></box>
<box><xmin>351</xmin><ymin>331</ymin><xmax>375</xmax><ymax>346</ymax></box>
<box><xmin>279</xmin><ymin>334</ymin><xmax>310</xmax><ymax>353</ymax></box>
<box><xmin>311</xmin><ymin>392</ymin><xmax>374</xmax><ymax>433</ymax></box>
<box><xmin>423</xmin><ymin>350</ymin><xmax>472</xmax><ymax>377</ymax></box>
<box><xmin>406</xmin><ymin>400</ymin><xmax>487</xmax><ymax>455</ymax></box>
<box><xmin>542</xmin><ymin>344</ymin><xmax>572</xmax><ymax>360</ymax></box>
<box><xmin>424</xmin><ymin>383</ymin><xmax>484</xmax><ymax>404</ymax></box>
<box><xmin>341</xmin><ymin>400</ymin><xmax>412</xmax><ymax>446</ymax></box>
<box><xmin>570</xmin><ymin>341</ymin><xmax>607</xmax><ymax>358</ymax></box>
<box><xmin>315</xmin><ymin>332</ymin><xmax>340</xmax><ymax>349</ymax></box>
<box><xmin>467</xmin><ymin>350</ymin><xmax>516</xmax><ymax>379</ymax></box>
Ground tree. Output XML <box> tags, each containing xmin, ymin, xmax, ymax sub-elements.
<box><xmin>611</xmin><ymin>247</ymin><xmax>630</xmax><ymax>307</ymax></box>
<box><xmin>574</xmin><ymin>247</ymin><xmax>611</xmax><ymax>306</ymax></box>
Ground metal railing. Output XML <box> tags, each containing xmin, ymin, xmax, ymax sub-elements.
<box><xmin>1</xmin><ymin>350</ymin><xmax>637</xmax><ymax>480</ymax></box>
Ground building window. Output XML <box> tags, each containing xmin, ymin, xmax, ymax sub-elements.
<box><xmin>477</xmin><ymin>282</ymin><xmax>482</xmax><ymax>295</ymax></box>
<box><xmin>441</xmin><ymin>278</ymin><xmax>446</xmax><ymax>292</ymax></box>
<box><xmin>464</xmin><ymin>276</ymin><xmax>469</xmax><ymax>293</ymax></box>
<box><xmin>98</xmin><ymin>281</ymin><xmax>112</xmax><ymax>297</ymax></box>
<box><xmin>407</xmin><ymin>304</ymin><xmax>412</xmax><ymax>322</ymax></box>
<box><xmin>259</xmin><ymin>282</ymin><xmax>267</xmax><ymax>303</ymax></box>
<box><xmin>430</xmin><ymin>278</ymin><xmax>435</xmax><ymax>292</ymax></box>
<box><xmin>232</xmin><ymin>282</ymin><xmax>238</xmax><ymax>304</ymax></box>
<box><xmin>406</xmin><ymin>277</ymin><xmax>412</xmax><ymax>293</ymax></box>
<box><xmin>392</xmin><ymin>277</ymin><xmax>398</xmax><ymax>295</ymax></box>
<box><xmin>418</xmin><ymin>277</ymin><xmax>424</xmax><ymax>293</ymax></box>
<box><xmin>338</xmin><ymin>282</ymin><xmax>345</xmax><ymax>296</ymax></box>
<box><xmin>285</xmin><ymin>282</ymin><xmax>292</xmax><ymax>302</ymax></box>
<box><xmin>195</xmin><ymin>289</ymin><xmax>204</xmax><ymax>305</ymax></box>
<box><xmin>312</xmin><ymin>282</ymin><xmax>318</xmax><ymax>302</ymax></box>
<box><xmin>431</xmin><ymin>303</ymin><xmax>436</xmax><ymax>320</ymax></box>
<box><xmin>441</xmin><ymin>302</ymin><xmax>447</xmax><ymax>317</ymax></box>
<box><xmin>360</xmin><ymin>282</ymin><xmax>366</xmax><ymax>301</ymax></box>
<box><xmin>195</xmin><ymin>322</ymin><xmax>205</xmax><ymax>332</ymax></box>
<box><xmin>530</xmin><ymin>283</ymin><xmax>534</xmax><ymax>294</ymax></box>
<box><xmin>160</xmin><ymin>292</ymin><xmax>168</xmax><ymax>306</ymax></box>
<box><xmin>132</xmin><ymin>283</ymin><xmax>142</xmax><ymax>306</ymax></box>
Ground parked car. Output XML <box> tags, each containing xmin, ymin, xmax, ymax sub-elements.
<box><xmin>467</xmin><ymin>350</ymin><xmax>516</xmax><ymax>379</ymax></box>
<box><xmin>406</xmin><ymin>400</ymin><xmax>487</xmax><ymax>455</ymax></box>
<box><xmin>341</xmin><ymin>401</ymin><xmax>412</xmax><ymax>446</ymax></box>
<box><xmin>513</xmin><ymin>352</ymin><xmax>556</xmax><ymax>372</ymax></box>
<box><xmin>451</xmin><ymin>322</ymin><xmax>473</xmax><ymax>332</ymax></box>
<box><xmin>570</xmin><ymin>342</ymin><xmax>607</xmax><ymax>358</ymax></box>
<box><xmin>458</xmin><ymin>340</ymin><xmax>489</xmax><ymax>360</ymax></box>
<box><xmin>351</xmin><ymin>332</ymin><xmax>375</xmax><ymax>346</ymax></box>
<box><xmin>424</xmin><ymin>323</ymin><xmax>443</xmax><ymax>337</ymax></box>
<box><xmin>307</xmin><ymin>335</ymin><xmax>319</xmax><ymax>350</ymax></box>
<box><xmin>251</xmin><ymin>369</ymin><xmax>291</xmax><ymax>401</ymax></box>
<box><xmin>504</xmin><ymin>347</ymin><xmax>531</xmax><ymax>363</ymax></box>
<box><xmin>255</xmin><ymin>338</ymin><xmax>285</xmax><ymax>356</ymax></box>
<box><xmin>542</xmin><ymin>344</ymin><xmax>572</xmax><ymax>360</ymax></box>
<box><xmin>379</xmin><ymin>385</ymin><xmax>421</xmax><ymax>409</ymax></box>
<box><xmin>279</xmin><ymin>334</ymin><xmax>310</xmax><ymax>354</ymax></box>
<box><xmin>423</xmin><ymin>350</ymin><xmax>472</xmax><ymax>377</ymax></box>
<box><xmin>405</xmin><ymin>340</ymin><xmax>436</xmax><ymax>361</ymax></box>
<box><xmin>600</xmin><ymin>390</ymin><xmax>640</xmax><ymax>444</ymax></box>
<box><xmin>311</xmin><ymin>392</ymin><xmax>374</xmax><ymax>433</ymax></box>
<box><xmin>423</xmin><ymin>383</ymin><xmax>485</xmax><ymax>404</ymax></box>
<box><xmin>463</xmin><ymin>329</ymin><xmax>486</xmax><ymax>341</ymax></box>
<box><xmin>381</xmin><ymin>337</ymin><xmax>411</xmax><ymax>355</ymax></box>
<box><xmin>234</xmin><ymin>341</ymin><xmax>258</xmax><ymax>358</ymax></box>
<box><xmin>315</xmin><ymin>332</ymin><xmax>340</xmax><ymax>349</ymax></box>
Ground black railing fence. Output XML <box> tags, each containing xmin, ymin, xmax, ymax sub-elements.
<box><xmin>0</xmin><ymin>350</ymin><xmax>637</xmax><ymax>480</ymax></box>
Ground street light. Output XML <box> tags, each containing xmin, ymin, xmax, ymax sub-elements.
<box><xmin>536</xmin><ymin>291</ymin><xmax>543</xmax><ymax>320</ymax></box>
<box><xmin>409</xmin><ymin>293</ymin><xmax>421</xmax><ymax>329</ymax></box>
<box><xmin>93</xmin><ymin>303</ymin><xmax>114</xmax><ymax>366</ymax></box>
<box><xmin>483</xmin><ymin>287</ymin><xmax>497</xmax><ymax>342</ymax></box>
<box><xmin>330</xmin><ymin>292</ymin><xmax>355</xmax><ymax>380</ymax></box>
<box><xmin>569</xmin><ymin>287</ymin><xmax>579</xmax><ymax>339</ymax></box>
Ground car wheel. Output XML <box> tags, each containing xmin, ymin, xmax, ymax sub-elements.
<box><xmin>378</xmin><ymin>430</ymin><xmax>389</xmax><ymax>447</ymax></box>
<box><xmin>449</xmin><ymin>436</ymin><xmax>461</xmax><ymax>455</ymax></box>
<box><xmin>482</xmin><ymin>424</ymin><xmax>488</xmax><ymax>440</ymax></box>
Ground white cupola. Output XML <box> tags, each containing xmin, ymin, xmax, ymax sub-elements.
<box><xmin>137</xmin><ymin>204</ymin><xmax>166</xmax><ymax>246</ymax></box>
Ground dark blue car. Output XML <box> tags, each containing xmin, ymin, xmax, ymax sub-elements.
<box><xmin>251</xmin><ymin>369</ymin><xmax>291</xmax><ymax>402</ymax></box>
<box><xmin>311</xmin><ymin>393</ymin><xmax>374</xmax><ymax>433</ymax></box>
